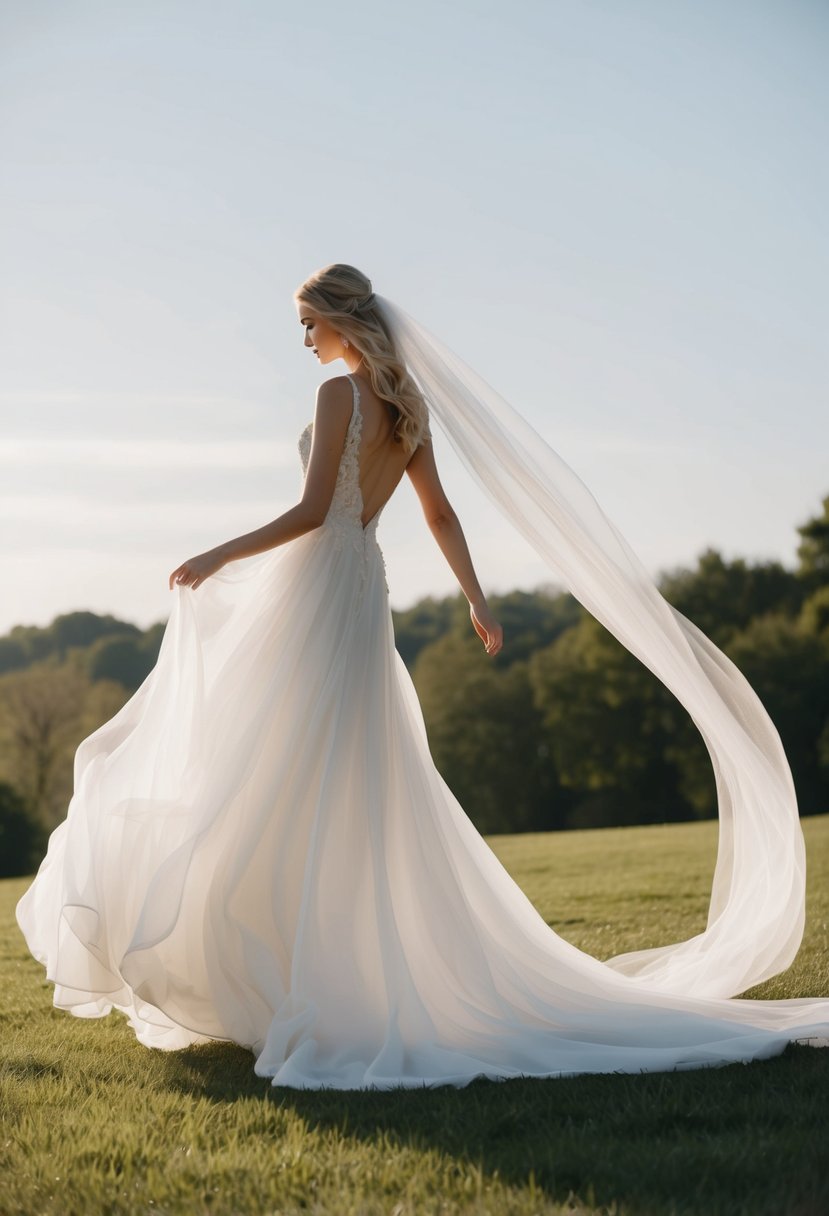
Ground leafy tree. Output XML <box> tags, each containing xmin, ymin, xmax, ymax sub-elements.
<box><xmin>0</xmin><ymin>611</ymin><xmax>145</xmax><ymax>671</ymax></box>
<box><xmin>0</xmin><ymin>780</ymin><xmax>43</xmax><ymax>877</ymax></box>
<box><xmin>723</xmin><ymin>612</ymin><xmax>829</xmax><ymax>816</ymax></box>
<box><xmin>392</xmin><ymin>595</ymin><xmax>456</xmax><ymax>667</ymax></box>
<box><xmin>528</xmin><ymin>615</ymin><xmax>690</xmax><ymax>829</ymax></box>
<box><xmin>0</xmin><ymin>637</ymin><xmax>27</xmax><ymax>676</ymax></box>
<box><xmin>392</xmin><ymin>587</ymin><xmax>581</xmax><ymax>672</ymax></box>
<box><xmin>412</xmin><ymin>632</ymin><xmax>561</xmax><ymax>834</ymax></box>
<box><xmin>51</xmin><ymin>611</ymin><xmax>141</xmax><ymax>659</ymax></box>
<box><xmin>475</xmin><ymin>589</ymin><xmax>582</xmax><ymax>668</ymax></box>
<box><xmin>0</xmin><ymin>659</ymin><xmax>127</xmax><ymax>830</ymax></box>
<box><xmin>818</xmin><ymin>719</ymin><xmax>829</xmax><ymax>773</ymax></box>
<box><xmin>5</xmin><ymin>623</ymin><xmax>54</xmax><ymax>664</ymax></box>
<box><xmin>799</xmin><ymin>585</ymin><xmax>829</xmax><ymax>639</ymax></box>
<box><xmin>87</xmin><ymin>633</ymin><xmax>155</xmax><ymax>689</ymax></box>
<box><xmin>795</xmin><ymin>493</ymin><xmax>829</xmax><ymax>589</ymax></box>
<box><xmin>0</xmin><ymin>660</ymin><xmax>85</xmax><ymax>828</ymax></box>
<box><xmin>141</xmin><ymin>622</ymin><xmax>166</xmax><ymax>665</ymax></box>
<box><xmin>657</xmin><ymin>548</ymin><xmax>804</xmax><ymax>648</ymax></box>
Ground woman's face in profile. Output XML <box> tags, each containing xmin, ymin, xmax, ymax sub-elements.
<box><xmin>295</xmin><ymin>302</ymin><xmax>340</xmax><ymax>365</ymax></box>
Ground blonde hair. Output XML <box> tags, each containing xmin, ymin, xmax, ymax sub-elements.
<box><xmin>294</xmin><ymin>263</ymin><xmax>431</xmax><ymax>457</ymax></box>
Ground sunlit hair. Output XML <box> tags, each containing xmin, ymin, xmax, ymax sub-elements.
<box><xmin>294</xmin><ymin>263</ymin><xmax>431</xmax><ymax>456</ymax></box>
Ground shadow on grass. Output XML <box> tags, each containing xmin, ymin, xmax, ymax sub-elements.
<box><xmin>157</xmin><ymin>1038</ymin><xmax>829</xmax><ymax>1216</ymax></box>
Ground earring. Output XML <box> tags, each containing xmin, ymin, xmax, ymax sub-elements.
<box><xmin>341</xmin><ymin>337</ymin><xmax>349</xmax><ymax>348</ymax></box>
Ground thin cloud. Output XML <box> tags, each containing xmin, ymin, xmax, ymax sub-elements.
<box><xmin>0</xmin><ymin>437</ymin><xmax>298</xmax><ymax>469</ymax></box>
<box><xmin>0</xmin><ymin>493</ymin><xmax>293</xmax><ymax>555</ymax></box>
<box><xmin>0</xmin><ymin>392</ymin><xmax>291</xmax><ymax>442</ymax></box>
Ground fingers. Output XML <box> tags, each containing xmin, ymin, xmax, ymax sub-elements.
<box><xmin>481</xmin><ymin>622</ymin><xmax>500</xmax><ymax>661</ymax></box>
<box><xmin>470</xmin><ymin>606</ymin><xmax>503</xmax><ymax>656</ymax></box>
<box><xmin>484</xmin><ymin>625</ymin><xmax>503</xmax><ymax>656</ymax></box>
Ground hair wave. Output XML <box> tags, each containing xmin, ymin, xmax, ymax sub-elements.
<box><xmin>293</xmin><ymin>263</ymin><xmax>431</xmax><ymax>456</ymax></box>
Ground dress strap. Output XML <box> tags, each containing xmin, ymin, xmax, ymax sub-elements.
<box><xmin>346</xmin><ymin>372</ymin><xmax>361</xmax><ymax>423</ymax></box>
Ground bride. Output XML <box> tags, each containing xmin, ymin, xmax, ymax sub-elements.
<box><xmin>16</xmin><ymin>263</ymin><xmax>829</xmax><ymax>1090</ymax></box>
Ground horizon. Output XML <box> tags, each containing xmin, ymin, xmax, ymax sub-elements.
<box><xmin>2</xmin><ymin>494</ymin><xmax>819</xmax><ymax>639</ymax></box>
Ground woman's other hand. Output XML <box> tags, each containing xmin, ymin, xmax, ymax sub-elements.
<box><xmin>470</xmin><ymin>601</ymin><xmax>503</xmax><ymax>656</ymax></box>
<box><xmin>169</xmin><ymin>546</ymin><xmax>227</xmax><ymax>591</ymax></box>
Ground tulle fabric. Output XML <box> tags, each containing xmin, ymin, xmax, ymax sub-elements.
<box><xmin>374</xmin><ymin>296</ymin><xmax>809</xmax><ymax>999</ymax></box>
<box><xmin>15</xmin><ymin>364</ymin><xmax>829</xmax><ymax>1092</ymax></box>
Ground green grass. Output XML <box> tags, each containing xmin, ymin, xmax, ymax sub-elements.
<box><xmin>2</xmin><ymin>816</ymin><xmax>828</xmax><ymax>1216</ymax></box>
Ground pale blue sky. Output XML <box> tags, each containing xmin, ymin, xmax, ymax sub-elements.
<box><xmin>1</xmin><ymin>0</ymin><xmax>827</xmax><ymax>636</ymax></box>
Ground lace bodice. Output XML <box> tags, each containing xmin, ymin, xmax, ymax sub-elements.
<box><xmin>298</xmin><ymin>374</ymin><xmax>388</xmax><ymax>592</ymax></box>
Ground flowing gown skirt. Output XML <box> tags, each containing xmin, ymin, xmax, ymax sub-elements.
<box><xmin>15</xmin><ymin>518</ymin><xmax>829</xmax><ymax>1090</ymax></box>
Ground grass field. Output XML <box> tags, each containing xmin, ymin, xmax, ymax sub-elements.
<box><xmin>2</xmin><ymin>816</ymin><xmax>828</xmax><ymax>1216</ymax></box>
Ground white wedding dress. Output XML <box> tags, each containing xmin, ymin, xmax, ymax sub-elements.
<box><xmin>16</xmin><ymin>373</ymin><xmax>829</xmax><ymax>1090</ymax></box>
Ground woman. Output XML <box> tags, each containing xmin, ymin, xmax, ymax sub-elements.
<box><xmin>16</xmin><ymin>264</ymin><xmax>829</xmax><ymax>1090</ymax></box>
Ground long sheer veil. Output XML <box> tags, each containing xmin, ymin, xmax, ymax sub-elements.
<box><xmin>374</xmin><ymin>292</ymin><xmax>805</xmax><ymax>1000</ymax></box>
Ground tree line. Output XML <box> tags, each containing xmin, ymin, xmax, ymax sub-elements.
<box><xmin>2</xmin><ymin>495</ymin><xmax>828</xmax><ymax>877</ymax></box>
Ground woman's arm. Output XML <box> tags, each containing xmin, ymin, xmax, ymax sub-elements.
<box><xmin>169</xmin><ymin>380</ymin><xmax>353</xmax><ymax>591</ymax></box>
<box><xmin>405</xmin><ymin>439</ymin><xmax>503</xmax><ymax>656</ymax></box>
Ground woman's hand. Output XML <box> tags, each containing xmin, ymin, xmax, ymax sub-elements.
<box><xmin>169</xmin><ymin>546</ymin><xmax>227</xmax><ymax>592</ymax></box>
<box><xmin>470</xmin><ymin>600</ymin><xmax>503</xmax><ymax>656</ymax></box>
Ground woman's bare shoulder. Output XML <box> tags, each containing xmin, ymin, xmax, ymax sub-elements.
<box><xmin>316</xmin><ymin>375</ymin><xmax>353</xmax><ymax>403</ymax></box>
<box><xmin>311</xmin><ymin>377</ymin><xmax>356</xmax><ymax>429</ymax></box>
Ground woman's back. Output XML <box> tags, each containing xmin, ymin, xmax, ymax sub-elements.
<box><xmin>350</xmin><ymin>372</ymin><xmax>416</xmax><ymax>529</ymax></box>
